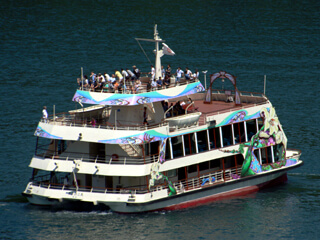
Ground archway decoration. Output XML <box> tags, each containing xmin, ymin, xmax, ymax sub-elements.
<box><xmin>204</xmin><ymin>71</ymin><xmax>241</xmax><ymax>106</ymax></box>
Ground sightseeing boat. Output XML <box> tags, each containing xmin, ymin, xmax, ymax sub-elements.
<box><xmin>22</xmin><ymin>26</ymin><xmax>303</xmax><ymax>213</ymax></box>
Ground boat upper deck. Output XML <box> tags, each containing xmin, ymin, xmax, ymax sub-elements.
<box><xmin>43</xmin><ymin>89</ymin><xmax>268</xmax><ymax>132</ymax></box>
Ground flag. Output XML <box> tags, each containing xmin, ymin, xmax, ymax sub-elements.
<box><xmin>162</xmin><ymin>43</ymin><xmax>175</xmax><ymax>56</ymax></box>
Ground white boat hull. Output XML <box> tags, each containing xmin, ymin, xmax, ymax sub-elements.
<box><xmin>23</xmin><ymin>161</ymin><xmax>302</xmax><ymax>213</ymax></box>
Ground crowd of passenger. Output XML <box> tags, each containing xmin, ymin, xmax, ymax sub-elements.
<box><xmin>161</xmin><ymin>97</ymin><xmax>195</xmax><ymax>118</ymax></box>
<box><xmin>77</xmin><ymin>65</ymin><xmax>200</xmax><ymax>93</ymax></box>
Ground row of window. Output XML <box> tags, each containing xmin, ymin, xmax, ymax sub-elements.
<box><xmin>166</xmin><ymin>154</ymin><xmax>245</xmax><ymax>179</ymax></box>
<box><xmin>164</xmin><ymin>117</ymin><xmax>264</xmax><ymax>159</ymax></box>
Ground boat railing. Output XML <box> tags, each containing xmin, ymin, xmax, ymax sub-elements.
<box><xmin>41</xmin><ymin>113</ymin><xmax>168</xmax><ymax>131</ymax></box>
<box><xmin>29</xmin><ymin>166</ymin><xmax>243</xmax><ymax>197</ymax></box>
<box><xmin>79</xmin><ymin>76</ymin><xmax>200</xmax><ymax>94</ymax></box>
<box><xmin>199</xmin><ymin>91</ymin><xmax>268</xmax><ymax>126</ymax></box>
<box><xmin>34</xmin><ymin>148</ymin><xmax>158</xmax><ymax>165</ymax></box>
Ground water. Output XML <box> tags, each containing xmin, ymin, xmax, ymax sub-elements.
<box><xmin>0</xmin><ymin>0</ymin><xmax>319</xmax><ymax>239</ymax></box>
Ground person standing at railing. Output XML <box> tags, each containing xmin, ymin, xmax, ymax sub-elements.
<box><xmin>149</xmin><ymin>65</ymin><xmax>155</xmax><ymax>81</ymax></box>
<box><xmin>175</xmin><ymin>67</ymin><xmax>184</xmax><ymax>86</ymax></box>
<box><xmin>42</xmin><ymin>106</ymin><xmax>48</xmax><ymax>123</ymax></box>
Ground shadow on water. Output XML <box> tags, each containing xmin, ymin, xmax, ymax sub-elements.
<box><xmin>0</xmin><ymin>194</ymin><xmax>29</xmax><ymax>203</ymax></box>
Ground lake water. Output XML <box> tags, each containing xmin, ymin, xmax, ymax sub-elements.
<box><xmin>0</xmin><ymin>0</ymin><xmax>319</xmax><ymax>239</ymax></box>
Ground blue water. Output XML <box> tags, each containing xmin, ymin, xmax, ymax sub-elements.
<box><xmin>0</xmin><ymin>0</ymin><xmax>319</xmax><ymax>239</ymax></box>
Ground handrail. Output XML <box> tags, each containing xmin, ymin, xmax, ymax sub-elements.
<box><xmin>80</xmin><ymin>77</ymin><xmax>199</xmax><ymax>94</ymax></box>
<box><xmin>40</xmin><ymin>116</ymin><xmax>168</xmax><ymax>131</ymax></box>
<box><xmin>30</xmin><ymin>166</ymin><xmax>244</xmax><ymax>196</ymax></box>
<box><xmin>185</xmin><ymin>102</ymin><xmax>195</xmax><ymax>114</ymax></box>
<box><xmin>163</xmin><ymin>105</ymin><xmax>174</xmax><ymax>119</ymax></box>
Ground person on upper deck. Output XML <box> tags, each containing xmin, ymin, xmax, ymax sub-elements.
<box><xmin>175</xmin><ymin>67</ymin><xmax>184</xmax><ymax>86</ymax></box>
<box><xmin>126</xmin><ymin>68</ymin><xmax>136</xmax><ymax>81</ymax></box>
<box><xmin>193</xmin><ymin>69</ymin><xmax>199</xmax><ymax>80</ymax></box>
<box><xmin>174</xmin><ymin>101</ymin><xmax>184</xmax><ymax>115</ymax></box>
<box><xmin>115</xmin><ymin>69</ymin><xmax>123</xmax><ymax>82</ymax></box>
<box><xmin>90</xmin><ymin>71</ymin><xmax>96</xmax><ymax>85</ymax></box>
<box><xmin>156</xmin><ymin>77</ymin><xmax>163</xmax><ymax>89</ymax></box>
<box><xmin>134</xmin><ymin>79</ymin><xmax>141</xmax><ymax>93</ymax></box>
<box><xmin>161</xmin><ymin>66</ymin><xmax>165</xmax><ymax>80</ymax></box>
<box><xmin>185</xmin><ymin>67</ymin><xmax>192</xmax><ymax>80</ymax></box>
<box><xmin>121</xmin><ymin>68</ymin><xmax>129</xmax><ymax>84</ymax></box>
<box><xmin>166</xmin><ymin>64</ymin><xmax>172</xmax><ymax>77</ymax></box>
<box><xmin>149</xmin><ymin>65</ymin><xmax>155</xmax><ymax>81</ymax></box>
<box><xmin>42</xmin><ymin>106</ymin><xmax>48</xmax><ymax>122</ymax></box>
<box><xmin>133</xmin><ymin>65</ymin><xmax>140</xmax><ymax>79</ymax></box>
<box><xmin>151</xmin><ymin>78</ymin><xmax>157</xmax><ymax>91</ymax></box>
<box><xmin>104</xmin><ymin>72</ymin><xmax>110</xmax><ymax>82</ymax></box>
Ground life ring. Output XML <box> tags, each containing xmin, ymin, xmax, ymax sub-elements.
<box><xmin>111</xmin><ymin>154</ymin><xmax>119</xmax><ymax>161</ymax></box>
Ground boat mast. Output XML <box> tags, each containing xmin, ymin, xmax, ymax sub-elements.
<box><xmin>135</xmin><ymin>24</ymin><xmax>166</xmax><ymax>80</ymax></box>
<box><xmin>154</xmin><ymin>24</ymin><xmax>163</xmax><ymax>80</ymax></box>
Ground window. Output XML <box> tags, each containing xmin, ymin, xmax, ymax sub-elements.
<box><xmin>255</xmin><ymin>146</ymin><xmax>273</xmax><ymax>165</ymax></box>
<box><xmin>167</xmin><ymin>169</ymin><xmax>177</xmax><ymax>177</ymax></box>
<box><xmin>197</xmin><ymin>130</ymin><xmax>209</xmax><ymax>152</ymax></box>
<box><xmin>165</xmin><ymin>138</ymin><xmax>171</xmax><ymax>159</ymax></box>
<box><xmin>171</xmin><ymin>136</ymin><xmax>183</xmax><ymax>158</ymax></box>
<box><xmin>233</xmin><ymin>122</ymin><xmax>245</xmax><ymax>144</ymax></box>
<box><xmin>184</xmin><ymin>133</ymin><xmax>196</xmax><ymax>156</ymax></box>
<box><xmin>246</xmin><ymin>119</ymin><xmax>257</xmax><ymax>141</ymax></box>
<box><xmin>273</xmin><ymin>144</ymin><xmax>284</xmax><ymax>162</ymax></box>
<box><xmin>221</xmin><ymin>125</ymin><xmax>233</xmax><ymax>147</ymax></box>
<box><xmin>257</xmin><ymin>117</ymin><xmax>264</xmax><ymax>132</ymax></box>
<box><xmin>208</xmin><ymin>127</ymin><xmax>221</xmax><ymax>149</ymax></box>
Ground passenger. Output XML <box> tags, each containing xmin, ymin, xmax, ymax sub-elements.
<box><xmin>104</xmin><ymin>72</ymin><xmax>110</xmax><ymax>82</ymax></box>
<box><xmin>166</xmin><ymin>64</ymin><xmax>172</xmax><ymax>77</ymax></box>
<box><xmin>151</xmin><ymin>78</ymin><xmax>157</xmax><ymax>91</ymax></box>
<box><xmin>132</xmin><ymin>65</ymin><xmax>140</xmax><ymax>79</ymax></box>
<box><xmin>163</xmin><ymin>101</ymin><xmax>170</xmax><ymax>118</ymax></box>
<box><xmin>103</xmin><ymin>80</ymin><xmax>109</xmax><ymax>92</ymax></box>
<box><xmin>126</xmin><ymin>68</ymin><xmax>136</xmax><ymax>88</ymax></box>
<box><xmin>115</xmin><ymin>69</ymin><xmax>123</xmax><ymax>82</ymax></box>
<box><xmin>90</xmin><ymin>71</ymin><xmax>96</xmax><ymax>85</ymax></box>
<box><xmin>83</xmin><ymin>75</ymin><xmax>90</xmax><ymax>89</ymax></box>
<box><xmin>161</xmin><ymin>65</ymin><xmax>165</xmax><ymax>80</ymax></box>
<box><xmin>156</xmin><ymin>77</ymin><xmax>163</xmax><ymax>89</ymax></box>
<box><xmin>146</xmin><ymin>80</ymin><xmax>152</xmax><ymax>92</ymax></box>
<box><xmin>90</xmin><ymin>117</ymin><xmax>96</xmax><ymax>127</ymax></box>
<box><xmin>175</xmin><ymin>67</ymin><xmax>184</xmax><ymax>86</ymax></box>
<box><xmin>42</xmin><ymin>106</ymin><xmax>48</xmax><ymax>122</ymax></box>
<box><xmin>174</xmin><ymin>101</ymin><xmax>184</xmax><ymax>115</ymax></box>
<box><xmin>134</xmin><ymin>79</ymin><xmax>141</xmax><ymax>93</ymax></box>
<box><xmin>109</xmin><ymin>74</ymin><xmax>116</xmax><ymax>83</ymax></box>
<box><xmin>113</xmin><ymin>80</ymin><xmax>120</xmax><ymax>93</ymax></box>
<box><xmin>121</xmin><ymin>68</ymin><xmax>129</xmax><ymax>89</ymax></box>
<box><xmin>193</xmin><ymin>69</ymin><xmax>199</xmax><ymax>80</ymax></box>
<box><xmin>163</xmin><ymin>75</ymin><xmax>170</xmax><ymax>88</ymax></box>
<box><xmin>185</xmin><ymin>67</ymin><xmax>192</xmax><ymax>80</ymax></box>
<box><xmin>149</xmin><ymin>65</ymin><xmax>155</xmax><ymax>81</ymax></box>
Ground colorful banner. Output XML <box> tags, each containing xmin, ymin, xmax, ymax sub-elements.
<box><xmin>72</xmin><ymin>82</ymin><xmax>204</xmax><ymax>106</ymax></box>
